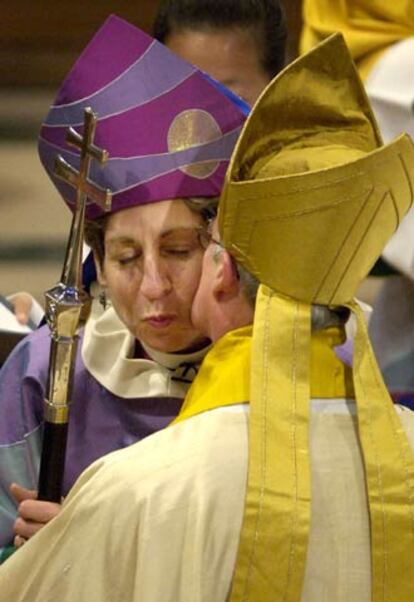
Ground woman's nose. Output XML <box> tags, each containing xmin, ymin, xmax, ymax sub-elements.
<box><xmin>139</xmin><ymin>257</ymin><xmax>172</xmax><ymax>300</ymax></box>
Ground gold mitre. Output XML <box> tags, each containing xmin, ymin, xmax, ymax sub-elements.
<box><xmin>225</xmin><ymin>34</ymin><xmax>414</xmax><ymax>602</ymax></box>
<box><xmin>219</xmin><ymin>32</ymin><xmax>414</xmax><ymax>306</ymax></box>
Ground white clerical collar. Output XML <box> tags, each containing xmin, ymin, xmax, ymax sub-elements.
<box><xmin>82</xmin><ymin>306</ymin><xmax>210</xmax><ymax>399</ymax></box>
<box><xmin>141</xmin><ymin>340</ymin><xmax>209</xmax><ymax>370</ymax></box>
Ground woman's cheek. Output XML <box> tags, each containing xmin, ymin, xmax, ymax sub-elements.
<box><xmin>176</xmin><ymin>267</ymin><xmax>202</xmax><ymax>307</ymax></box>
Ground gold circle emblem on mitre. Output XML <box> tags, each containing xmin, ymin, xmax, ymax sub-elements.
<box><xmin>167</xmin><ymin>109</ymin><xmax>222</xmax><ymax>179</ymax></box>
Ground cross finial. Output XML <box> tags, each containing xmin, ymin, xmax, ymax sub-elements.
<box><xmin>54</xmin><ymin>107</ymin><xmax>112</xmax><ymax>287</ymax></box>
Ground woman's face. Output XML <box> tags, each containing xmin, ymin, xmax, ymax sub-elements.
<box><xmin>97</xmin><ymin>199</ymin><xmax>208</xmax><ymax>353</ymax></box>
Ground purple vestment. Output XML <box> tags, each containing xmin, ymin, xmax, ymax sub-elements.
<box><xmin>0</xmin><ymin>326</ymin><xmax>184</xmax><ymax>550</ymax></box>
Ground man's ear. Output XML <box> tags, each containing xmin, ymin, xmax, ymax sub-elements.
<box><xmin>212</xmin><ymin>250</ymin><xmax>239</xmax><ymax>300</ymax></box>
<box><xmin>93</xmin><ymin>251</ymin><xmax>107</xmax><ymax>287</ymax></box>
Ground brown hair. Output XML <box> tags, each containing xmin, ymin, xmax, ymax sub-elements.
<box><xmin>84</xmin><ymin>197</ymin><xmax>219</xmax><ymax>267</ymax></box>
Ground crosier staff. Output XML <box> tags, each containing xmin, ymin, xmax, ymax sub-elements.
<box><xmin>37</xmin><ymin>108</ymin><xmax>112</xmax><ymax>502</ymax></box>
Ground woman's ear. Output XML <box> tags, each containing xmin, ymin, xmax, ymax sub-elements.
<box><xmin>93</xmin><ymin>252</ymin><xmax>107</xmax><ymax>287</ymax></box>
<box><xmin>212</xmin><ymin>249</ymin><xmax>239</xmax><ymax>300</ymax></box>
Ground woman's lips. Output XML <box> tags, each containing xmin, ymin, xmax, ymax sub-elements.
<box><xmin>144</xmin><ymin>315</ymin><xmax>175</xmax><ymax>329</ymax></box>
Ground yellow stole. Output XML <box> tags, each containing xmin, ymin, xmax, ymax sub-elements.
<box><xmin>175</xmin><ymin>290</ymin><xmax>414</xmax><ymax>602</ymax></box>
<box><xmin>172</xmin><ymin>326</ymin><xmax>252</xmax><ymax>425</ymax></box>
<box><xmin>173</xmin><ymin>322</ymin><xmax>352</xmax><ymax>426</ymax></box>
<box><xmin>228</xmin><ymin>291</ymin><xmax>414</xmax><ymax>602</ymax></box>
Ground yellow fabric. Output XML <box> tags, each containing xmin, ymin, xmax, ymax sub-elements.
<box><xmin>173</xmin><ymin>323</ymin><xmax>353</xmax><ymax>426</ymax></box>
<box><xmin>229</xmin><ymin>289</ymin><xmax>311</xmax><ymax>601</ymax></box>
<box><xmin>299</xmin><ymin>26</ymin><xmax>414</xmax><ymax>598</ymax></box>
<box><xmin>175</xmin><ymin>295</ymin><xmax>356</xmax><ymax>602</ymax></box>
<box><xmin>310</xmin><ymin>325</ymin><xmax>354</xmax><ymax>398</ymax></box>
<box><xmin>172</xmin><ymin>325</ymin><xmax>251</xmax><ymax>424</ymax></box>
<box><xmin>217</xmin><ymin>34</ymin><xmax>414</xmax><ymax>602</ymax></box>
<box><xmin>174</xmin><ymin>307</ymin><xmax>357</xmax><ymax>602</ymax></box>
<box><xmin>347</xmin><ymin>301</ymin><xmax>414</xmax><ymax>601</ymax></box>
<box><xmin>227</xmin><ymin>291</ymin><xmax>414</xmax><ymax>602</ymax></box>
<box><xmin>219</xmin><ymin>35</ymin><xmax>414</xmax><ymax>306</ymax></box>
<box><xmin>300</xmin><ymin>0</ymin><xmax>414</xmax><ymax>79</ymax></box>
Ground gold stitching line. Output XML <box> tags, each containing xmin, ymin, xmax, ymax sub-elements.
<box><xmin>230</xmin><ymin>145</ymin><xmax>402</xmax><ymax>200</ymax></box>
<box><xmin>313</xmin><ymin>186</ymin><xmax>376</xmax><ymax>301</ymax></box>
<box><xmin>241</xmin><ymin>188</ymin><xmax>366</xmax><ymax>223</ymax></box>
<box><xmin>399</xmin><ymin>152</ymin><xmax>414</xmax><ymax>214</ymax></box>
<box><xmin>352</xmin><ymin>304</ymin><xmax>387</xmax><ymax>601</ymax></box>
<box><xmin>230</xmin><ymin>189</ymin><xmax>370</xmax><ymax>281</ymax></box>
<box><xmin>357</xmin><ymin>303</ymin><xmax>414</xmax><ymax>534</ymax></box>
<box><xmin>328</xmin><ymin>187</ymin><xmax>388</xmax><ymax>302</ymax></box>
<box><xmin>283</xmin><ymin>301</ymin><xmax>301</xmax><ymax>600</ymax></box>
<box><xmin>383</xmin><ymin>409</ymin><xmax>414</xmax><ymax>538</ymax></box>
<box><xmin>242</xmin><ymin>289</ymin><xmax>272</xmax><ymax>600</ymax></box>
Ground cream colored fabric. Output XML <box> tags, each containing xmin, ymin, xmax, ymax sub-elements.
<box><xmin>1</xmin><ymin>400</ymin><xmax>413</xmax><ymax>601</ymax></box>
<box><xmin>381</xmin><ymin>208</ymin><xmax>414</xmax><ymax>280</ymax></box>
<box><xmin>366</xmin><ymin>38</ymin><xmax>414</xmax><ymax>143</ymax></box>
<box><xmin>365</xmin><ymin>38</ymin><xmax>414</xmax><ymax>279</ymax></box>
<box><xmin>82</xmin><ymin>306</ymin><xmax>208</xmax><ymax>398</ymax></box>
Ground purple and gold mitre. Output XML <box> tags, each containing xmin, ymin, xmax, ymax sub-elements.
<box><xmin>38</xmin><ymin>14</ymin><xmax>248</xmax><ymax>219</ymax></box>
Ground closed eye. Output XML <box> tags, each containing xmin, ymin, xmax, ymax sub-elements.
<box><xmin>118</xmin><ymin>253</ymin><xmax>140</xmax><ymax>266</ymax></box>
<box><xmin>161</xmin><ymin>247</ymin><xmax>193</xmax><ymax>258</ymax></box>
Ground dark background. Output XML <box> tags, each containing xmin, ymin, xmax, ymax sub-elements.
<box><xmin>1</xmin><ymin>0</ymin><xmax>303</xmax><ymax>87</ymax></box>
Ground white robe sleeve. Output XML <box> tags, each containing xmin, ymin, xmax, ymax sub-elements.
<box><xmin>0</xmin><ymin>411</ymin><xmax>248</xmax><ymax>602</ymax></box>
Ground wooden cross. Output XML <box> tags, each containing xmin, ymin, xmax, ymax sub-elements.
<box><xmin>54</xmin><ymin>107</ymin><xmax>112</xmax><ymax>288</ymax></box>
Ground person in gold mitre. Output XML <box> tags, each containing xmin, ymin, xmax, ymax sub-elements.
<box><xmin>0</xmin><ymin>33</ymin><xmax>414</xmax><ymax>602</ymax></box>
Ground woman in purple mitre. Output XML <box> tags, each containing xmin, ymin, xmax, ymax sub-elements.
<box><xmin>0</xmin><ymin>15</ymin><xmax>249</xmax><ymax>561</ymax></box>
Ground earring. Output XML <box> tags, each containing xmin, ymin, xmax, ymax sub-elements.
<box><xmin>99</xmin><ymin>289</ymin><xmax>107</xmax><ymax>310</ymax></box>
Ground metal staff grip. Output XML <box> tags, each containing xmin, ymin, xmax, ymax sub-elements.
<box><xmin>37</xmin><ymin>285</ymin><xmax>89</xmax><ymax>501</ymax></box>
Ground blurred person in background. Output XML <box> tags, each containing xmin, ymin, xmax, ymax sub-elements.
<box><xmin>153</xmin><ymin>0</ymin><xmax>287</xmax><ymax>106</ymax></box>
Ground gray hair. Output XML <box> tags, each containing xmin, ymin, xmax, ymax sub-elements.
<box><xmin>211</xmin><ymin>242</ymin><xmax>260</xmax><ymax>306</ymax></box>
